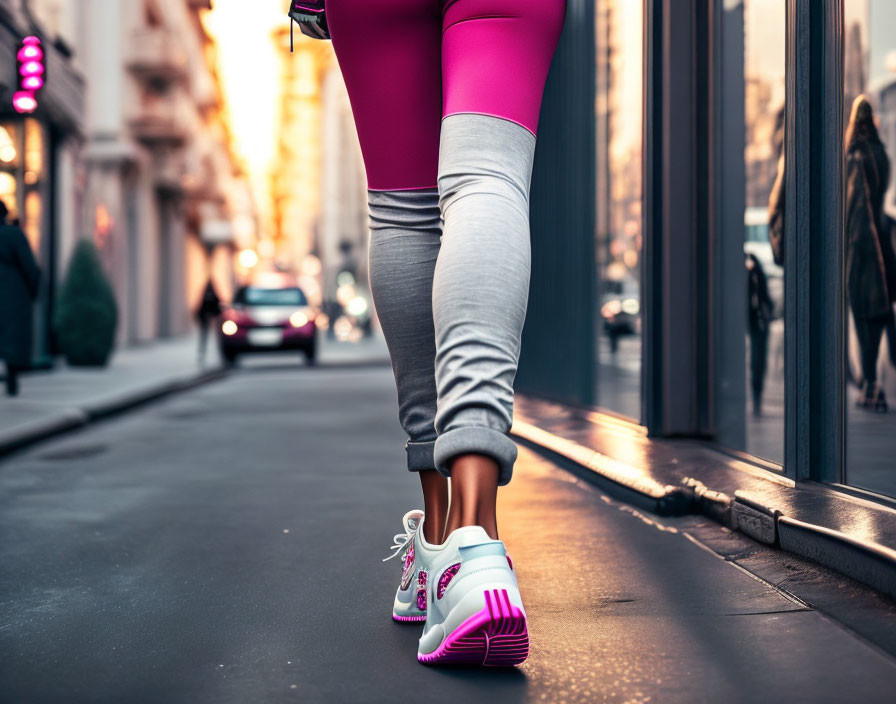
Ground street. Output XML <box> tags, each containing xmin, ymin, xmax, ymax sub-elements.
<box><xmin>2</xmin><ymin>359</ymin><xmax>896</xmax><ymax>703</ymax></box>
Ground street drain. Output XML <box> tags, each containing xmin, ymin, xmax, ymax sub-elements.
<box><xmin>39</xmin><ymin>444</ymin><xmax>108</xmax><ymax>461</ymax></box>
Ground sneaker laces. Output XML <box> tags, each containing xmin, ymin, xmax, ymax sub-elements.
<box><xmin>382</xmin><ymin>509</ymin><xmax>424</xmax><ymax>562</ymax></box>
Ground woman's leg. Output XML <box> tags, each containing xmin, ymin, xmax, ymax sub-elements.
<box><xmin>328</xmin><ymin>0</ymin><xmax>448</xmax><ymax>541</ymax></box>
<box><xmin>433</xmin><ymin>0</ymin><xmax>566</xmax><ymax>538</ymax></box>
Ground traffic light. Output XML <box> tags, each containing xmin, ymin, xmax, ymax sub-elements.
<box><xmin>12</xmin><ymin>36</ymin><xmax>44</xmax><ymax>114</ymax></box>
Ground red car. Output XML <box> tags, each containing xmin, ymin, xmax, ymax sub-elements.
<box><xmin>219</xmin><ymin>284</ymin><xmax>317</xmax><ymax>365</ymax></box>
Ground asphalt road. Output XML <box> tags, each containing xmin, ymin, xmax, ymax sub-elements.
<box><xmin>2</xmin><ymin>360</ymin><xmax>896</xmax><ymax>703</ymax></box>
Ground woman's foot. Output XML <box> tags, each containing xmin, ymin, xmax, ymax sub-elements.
<box><xmin>416</xmin><ymin>525</ymin><xmax>527</xmax><ymax>667</ymax></box>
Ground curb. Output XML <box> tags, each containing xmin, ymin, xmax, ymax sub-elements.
<box><xmin>510</xmin><ymin>420</ymin><xmax>690</xmax><ymax>515</ymax></box>
<box><xmin>0</xmin><ymin>367</ymin><xmax>229</xmax><ymax>458</ymax></box>
<box><xmin>0</xmin><ymin>408</ymin><xmax>89</xmax><ymax>456</ymax></box>
<box><xmin>510</xmin><ymin>419</ymin><xmax>896</xmax><ymax>602</ymax></box>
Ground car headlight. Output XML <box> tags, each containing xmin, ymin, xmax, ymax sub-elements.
<box><xmin>601</xmin><ymin>300</ymin><xmax>622</xmax><ymax>318</ymax></box>
<box><xmin>345</xmin><ymin>296</ymin><xmax>368</xmax><ymax>317</ymax></box>
<box><xmin>290</xmin><ymin>311</ymin><xmax>309</xmax><ymax>328</ymax></box>
<box><xmin>222</xmin><ymin>320</ymin><xmax>238</xmax><ymax>336</ymax></box>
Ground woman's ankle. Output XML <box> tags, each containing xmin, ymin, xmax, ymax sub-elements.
<box><xmin>444</xmin><ymin>454</ymin><xmax>500</xmax><ymax>540</ymax></box>
<box><xmin>419</xmin><ymin>470</ymin><xmax>448</xmax><ymax>543</ymax></box>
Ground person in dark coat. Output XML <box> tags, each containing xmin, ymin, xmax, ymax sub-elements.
<box><xmin>747</xmin><ymin>253</ymin><xmax>773</xmax><ymax>416</ymax></box>
<box><xmin>195</xmin><ymin>279</ymin><xmax>222</xmax><ymax>364</ymax></box>
<box><xmin>0</xmin><ymin>201</ymin><xmax>41</xmax><ymax>396</ymax></box>
<box><xmin>845</xmin><ymin>94</ymin><xmax>896</xmax><ymax>412</ymax></box>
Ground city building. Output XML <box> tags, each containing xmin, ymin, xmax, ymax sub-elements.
<box><xmin>79</xmin><ymin>0</ymin><xmax>254</xmax><ymax>344</ymax></box>
<box><xmin>0</xmin><ymin>0</ymin><xmax>84</xmax><ymax>362</ymax></box>
<box><xmin>2</xmin><ymin>0</ymin><xmax>252</xmax><ymax>356</ymax></box>
<box><xmin>518</xmin><ymin>0</ymin><xmax>896</xmax><ymax>506</ymax></box>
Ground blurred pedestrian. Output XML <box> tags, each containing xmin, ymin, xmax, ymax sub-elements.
<box><xmin>747</xmin><ymin>253</ymin><xmax>772</xmax><ymax>416</ymax></box>
<box><xmin>195</xmin><ymin>280</ymin><xmax>222</xmax><ymax>365</ymax></box>
<box><xmin>0</xmin><ymin>201</ymin><xmax>40</xmax><ymax>396</ymax></box>
<box><xmin>325</xmin><ymin>0</ymin><xmax>565</xmax><ymax>666</ymax></box>
<box><xmin>845</xmin><ymin>94</ymin><xmax>896</xmax><ymax>412</ymax></box>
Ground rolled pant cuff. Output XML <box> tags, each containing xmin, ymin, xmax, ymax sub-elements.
<box><xmin>434</xmin><ymin>426</ymin><xmax>517</xmax><ymax>486</ymax></box>
<box><xmin>406</xmin><ymin>439</ymin><xmax>437</xmax><ymax>472</ymax></box>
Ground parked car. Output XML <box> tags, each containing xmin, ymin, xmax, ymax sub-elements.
<box><xmin>218</xmin><ymin>283</ymin><xmax>317</xmax><ymax>365</ymax></box>
<box><xmin>600</xmin><ymin>275</ymin><xmax>641</xmax><ymax>353</ymax></box>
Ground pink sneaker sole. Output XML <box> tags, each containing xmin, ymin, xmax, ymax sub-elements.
<box><xmin>392</xmin><ymin>613</ymin><xmax>426</xmax><ymax>623</ymax></box>
<box><xmin>417</xmin><ymin>589</ymin><xmax>529</xmax><ymax>667</ymax></box>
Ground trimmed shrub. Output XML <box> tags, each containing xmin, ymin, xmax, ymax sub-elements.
<box><xmin>54</xmin><ymin>239</ymin><xmax>118</xmax><ymax>367</ymax></box>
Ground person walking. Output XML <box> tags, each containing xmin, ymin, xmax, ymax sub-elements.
<box><xmin>0</xmin><ymin>201</ymin><xmax>40</xmax><ymax>397</ymax></box>
<box><xmin>747</xmin><ymin>253</ymin><xmax>773</xmax><ymax>416</ymax></box>
<box><xmin>845</xmin><ymin>95</ymin><xmax>896</xmax><ymax>413</ymax></box>
<box><xmin>325</xmin><ymin>0</ymin><xmax>566</xmax><ymax>666</ymax></box>
<box><xmin>195</xmin><ymin>280</ymin><xmax>222</xmax><ymax>365</ymax></box>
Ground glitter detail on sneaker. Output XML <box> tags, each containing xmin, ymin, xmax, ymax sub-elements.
<box><xmin>436</xmin><ymin>563</ymin><xmax>461</xmax><ymax>600</ymax></box>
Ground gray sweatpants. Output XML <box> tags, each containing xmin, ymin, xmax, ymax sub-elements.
<box><xmin>367</xmin><ymin>113</ymin><xmax>536</xmax><ymax>486</ymax></box>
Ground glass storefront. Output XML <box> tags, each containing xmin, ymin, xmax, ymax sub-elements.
<box><xmin>578</xmin><ymin>0</ymin><xmax>896</xmax><ymax>502</ymax></box>
<box><xmin>0</xmin><ymin>118</ymin><xmax>45</xmax><ymax>258</ymax></box>
<box><xmin>594</xmin><ymin>0</ymin><xmax>643</xmax><ymax>421</ymax></box>
<box><xmin>843</xmin><ymin>0</ymin><xmax>896</xmax><ymax>499</ymax></box>
<box><xmin>0</xmin><ymin>122</ymin><xmax>20</xmax><ymax>224</ymax></box>
<box><xmin>741</xmin><ymin>0</ymin><xmax>786</xmax><ymax>463</ymax></box>
<box><xmin>0</xmin><ymin>116</ymin><xmax>52</xmax><ymax>360</ymax></box>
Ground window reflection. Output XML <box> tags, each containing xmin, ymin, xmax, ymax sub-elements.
<box><xmin>844</xmin><ymin>0</ymin><xmax>896</xmax><ymax>499</ymax></box>
<box><xmin>0</xmin><ymin>127</ymin><xmax>17</xmax><ymax>166</ymax></box>
<box><xmin>595</xmin><ymin>0</ymin><xmax>642</xmax><ymax>420</ymax></box>
<box><xmin>730</xmin><ymin>0</ymin><xmax>786</xmax><ymax>463</ymax></box>
<box><xmin>24</xmin><ymin>118</ymin><xmax>43</xmax><ymax>182</ymax></box>
<box><xmin>24</xmin><ymin>191</ymin><xmax>41</xmax><ymax>255</ymax></box>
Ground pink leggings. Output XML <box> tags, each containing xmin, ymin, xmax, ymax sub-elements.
<box><xmin>327</xmin><ymin>0</ymin><xmax>567</xmax><ymax>190</ymax></box>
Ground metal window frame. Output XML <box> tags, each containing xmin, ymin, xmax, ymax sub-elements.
<box><xmin>643</xmin><ymin>0</ymin><xmax>712</xmax><ymax>438</ymax></box>
<box><xmin>784</xmin><ymin>0</ymin><xmax>844</xmax><ymax>483</ymax></box>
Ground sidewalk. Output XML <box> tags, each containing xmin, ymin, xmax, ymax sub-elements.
<box><xmin>511</xmin><ymin>395</ymin><xmax>896</xmax><ymax>603</ymax></box>
<box><xmin>0</xmin><ymin>333</ymin><xmax>391</xmax><ymax>456</ymax></box>
<box><xmin>2</xmin><ymin>362</ymin><xmax>895</xmax><ymax>702</ymax></box>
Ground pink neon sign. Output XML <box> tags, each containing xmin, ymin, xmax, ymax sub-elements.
<box><xmin>12</xmin><ymin>36</ymin><xmax>44</xmax><ymax>114</ymax></box>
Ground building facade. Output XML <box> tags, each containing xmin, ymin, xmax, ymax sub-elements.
<box><xmin>0</xmin><ymin>0</ymin><xmax>83</xmax><ymax>363</ymax></box>
<box><xmin>519</xmin><ymin>0</ymin><xmax>896</xmax><ymax>505</ymax></box>
<box><xmin>79</xmin><ymin>0</ymin><xmax>253</xmax><ymax>344</ymax></box>
<box><xmin>3</xmin><ymin>1</ymin><xmax>252</xmax><ymax>357</ymax></box>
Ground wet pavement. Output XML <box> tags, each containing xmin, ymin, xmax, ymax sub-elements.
<box><xmin>2</xmin><ymin>361</ymin><xmax>896</xmax><ymax>703</ymax></box>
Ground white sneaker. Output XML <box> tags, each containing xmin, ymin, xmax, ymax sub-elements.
<box><xmin>416</xmin><ymin>525</ymin><xmax>528</xmax><ymax>667</ymax></box>
<box><xmin>383</xmin><ymin>509</ymin><xmax>428</xmax><ymax>623</ymax></box>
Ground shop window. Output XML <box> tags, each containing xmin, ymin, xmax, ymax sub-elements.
<box><xmin>0</xmin><ymin>123</ymin><xmax>20</xmax><ymax>221</ymax></box>
<box><xmin>24</xmin><ymin>191</ymin><xmax>41</xmax><ymax>255</ymax></box>
<box><xmin>594</xmin><ymin>0</ymin><xmax>643</xmax><ymax>420</ymax></box>
<box><xmin>843</xmin><ymin>1</ymin><xmax>896</xmax><ymax>498</ymax></box>
<box><xmin>716</xmin><ymin>0</ymin><xmax>786</xmax><ymax>463</ymax></box>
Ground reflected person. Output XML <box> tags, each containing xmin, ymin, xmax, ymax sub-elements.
<box><xmin>747</xmin><ymin>253</ymin><xmax>773</xmax><ymax>416</ymax></box>
<box><xmin>844</xmin><ymin>95</ymin><xmax>896</xmax><ymax>413</ymax></box>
